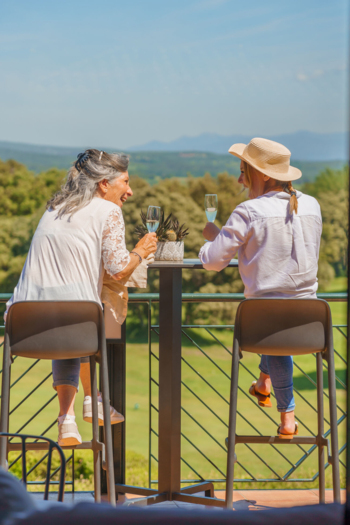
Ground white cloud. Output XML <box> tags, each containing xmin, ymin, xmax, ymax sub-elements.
<box><xmin>296</xmin><ymin>65</ymin><xmax>346</xmax><ymax>82</ymax></box>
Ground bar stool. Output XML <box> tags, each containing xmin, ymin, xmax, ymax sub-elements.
<box><xmin>0</xmin><ymin>301</ymin><xmax>116</xmax><ymax>506</ymax></box>
<box><xmin>225</xmin><ymin>298</ymin><xmax>341</xmax><ymax>509</ymax></box>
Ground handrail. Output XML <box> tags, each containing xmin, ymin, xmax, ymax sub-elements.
<box><xmin>0</xmin><ymin>292</ymin><xmax>347</xmax><ymax>304</ymax></box>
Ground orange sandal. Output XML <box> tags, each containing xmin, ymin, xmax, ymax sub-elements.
<box><xmin>249</xmin><ymin>381</ymin><xmax>272</xmax><ymax>408</ymax></box>
<box><xmin>277</xmin><ymin>422</ymin><xmax>299</xmax><ymax>439</ymax></box>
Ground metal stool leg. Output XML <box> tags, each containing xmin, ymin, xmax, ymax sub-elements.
<box><xmin>90</xmin><ymin>356</ymin><xmax>101</xmax><ymax>503</ymax></box>
<box><xmin>225</xmin><ymin>339</ymin><xmax>240</xmax><ymax>510</ymax></box>
<box><xmin>327</xmin><ymin>349</ymin><xmax>341</xmax><ymax>503</ymax></box>
<box><xmin>100</xmin><ymin>340</ymin><xmax>116</xmax><ymax>506</ymax></box>
<box><xmin>316</xmin><ymin>352</ymin><xmax>325</xmax><ymax>503</ymax></box>
<box><xmin>0</xmin><ymin>334</ymin><xmax>11</xmax><ymax>469</ymax></box>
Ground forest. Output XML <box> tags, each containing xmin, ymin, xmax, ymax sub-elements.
<box><xmin>0</xmin><ymin>157</ymin><xmax>348</xmax><ymax>323</ymax></box>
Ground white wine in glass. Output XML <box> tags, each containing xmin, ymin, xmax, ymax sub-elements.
<box><xmin>204</xmin><ymin>194</ymin><xmax>218</xmax><ymax>222</ymax></box>
<box><xmin>146</xmin><ymin>206</ymin><xmax>161</xmax><ymax>233</ymax></box>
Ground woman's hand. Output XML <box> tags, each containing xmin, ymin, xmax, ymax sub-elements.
<box><xmin>112</xmin><ymin>233</ymin><xmax>157</xmax><ymax>281</ymax></box>
<box><xmin>134</xmin><ymin>233</ymin><xmax>158</xmax><ymax>259</ymax></box>
<box><xmin>203</xmin><ymin>222</ymin><xmax>221</xmax><ymax>242</ymax></box>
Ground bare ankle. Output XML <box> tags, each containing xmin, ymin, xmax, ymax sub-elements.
<box><xmin>256</xmin><ymin>372</ymin><xmax>271</xmax><ymax>395</ymax></box>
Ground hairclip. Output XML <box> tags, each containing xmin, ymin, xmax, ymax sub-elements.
<box><xmin>290</xmin><ymin>190</ymin><xmax>297</xmax><ymax>197</ymax></box>
<box><xmin>75</xmin><ymin>152</ymin><xmax>89</xmax><ymax>171</ymax></box>
<box><xmin>99</xmin><ymin>151</ymin><xmax>104</xmax><ymax>161</ymax></box>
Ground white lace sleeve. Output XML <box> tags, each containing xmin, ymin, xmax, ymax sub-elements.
<box><xmin>102</xmin><ymin>207</ymin><xmax>130</xmax><ymax>276</ymax></box>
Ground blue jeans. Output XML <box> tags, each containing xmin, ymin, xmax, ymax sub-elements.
<box><xmin>52</xmin><ymin>356</ymin><xmax>90</xmax><ymax>391</ymax></box>
<box><xmin>259</xmin><ymin>355</ymin><xmax>295</xmax><ymax>413</ymax></box>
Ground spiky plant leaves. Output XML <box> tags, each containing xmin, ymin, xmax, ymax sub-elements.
<box><xmin>135</xmin><ymin>210</ymin><xmax>189</xmax><ymax>241</ymax></box>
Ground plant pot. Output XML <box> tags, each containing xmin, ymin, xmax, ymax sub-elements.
<box><xmin>155</xmin><ymin>241</ymin><xmax>184</xmax><ymax>261</ymax></box>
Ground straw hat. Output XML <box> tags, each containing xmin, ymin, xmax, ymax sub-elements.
<box><xmin>228</xmin><ymin>137</ymin><xmax>302</xmax><ymax>182</ymax></box>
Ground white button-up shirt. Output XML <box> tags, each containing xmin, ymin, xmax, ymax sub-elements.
<box><xmin>199</xmin><ymin>191</ymin><xmax>322</xmax><ymax>298</ymax></box>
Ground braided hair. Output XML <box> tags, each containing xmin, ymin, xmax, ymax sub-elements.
<box><xmin>286</xmin><ymin>181</ymin><xmax>298</xmax><ymax>214</ymax></box>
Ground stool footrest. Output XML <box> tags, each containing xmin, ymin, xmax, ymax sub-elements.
<box><xmin>234</xmin><ymin>435</ymin><xmax>319</xmax><ymax>445</ymax></box>
<box><xmin>7</xmin><ymin>440</ymin><xmax>104</xmax><ymax>452</ymax></box>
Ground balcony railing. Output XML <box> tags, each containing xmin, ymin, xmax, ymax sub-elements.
<box><xmin>0</xmin><ymin>292</ymin><xmax>347</xmax><ymax>493</ymax></box>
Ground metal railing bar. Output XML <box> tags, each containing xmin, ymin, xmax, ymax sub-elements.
<box><xmin>235</xmin><ymin>460</ymin><xmax>257</xmax><ymax>480</ymax></box>
<box><xmin>242</xmin><ymin>443</ymin><xmax>282</xmax><ymax>480</ymax></box>
<box><xmin>203</xmin><ymin>328</ymin><xmax>232</xmax><ymax>355</ymax></box>
<box><xmin>181</xmin><ymin>356</ymin><xmax>229</xmax><ymax>405</ymax></box>
<box><xmin>181</xmin><ymin>330</ymin><xmax>231</xmax><ymax>380</ymax></box>
<box><xmin>181</xmin><ymin>381</ymin><xmax>228</xmax><ymax>427</ymax></box>
<box><xmin>333</xmin><ymin>348</ymin><xmax>347</xmax><ymax>365</ymax></box>
<box><xmin>126</xmin><ymin>292</ymin><xmax>348</xmax><ymax>303</ymax></box>
<box><xmin>180</xmin><ymin>406</ymin><xmax>228</xmax><ymax>452</ymax></box>
<box><xmin>180</xmin><ymin>457</ymin><xmax>204</xmax><ymax>481</ymax></box>
<box><xmin>8</xmin><ymin>360</ymin><xmax>41</xmax><ymax>390</ymax></box>
<box><xmin>181</xmin><ymin>325</ymin><xmax>235</xmax><ymax>329</ymax></box>
<box><xmin>321</xmin><ymin>360</ymin><xmax>346</xmax><ymax>390</ymax></box>
<box><xmin>292</xmin><ymin>385</ymin><xmax>329</xmax><ymax>422</ymax></box>
<box><xmin>181</xmin><ymin>432</ymin><xmax>226</xmax><ymax>477</ymax></box>
<box><xmin>49</xmin><ymin>454</ymin><xmax>72</xmax><ymax>481</ymax></box>
<box><xmin>335</xmin><ymin>327</ymin><xmax>347</xmax><ymax>338</ymax></box>
<box><xmin>150</xmin><ymin>454</ymin><xmax>159</xmax><ymax>463</ymax></box>
<box><xmin>151</xmin><ymin>378</ymin><xmax>159</xmax><ymax>387</ymax></box>
<box><xmin>12</xmin><ymin>395</ymin><xmax>57</xmax><ymax>437</ymax></box>
<box><xmin>9</xmin><ymin>373</ymin><xmax>52</xmax><ymax>415</ymax></box>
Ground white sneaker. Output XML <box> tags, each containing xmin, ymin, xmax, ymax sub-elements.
<box><xmin>58</xmin><ymin>415</ymin><xmax>82</xmax><ymax>446</ymax></box>
<box><xmin>83</xmin><ymin>394</ymin><xmax>125</xmax><ymax>426</ymax></box>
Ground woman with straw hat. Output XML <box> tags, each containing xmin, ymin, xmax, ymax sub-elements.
<box><xmin>199</xmin><ymin>138</ymin><xmax>322</xmax><ymax>438</ymax></box>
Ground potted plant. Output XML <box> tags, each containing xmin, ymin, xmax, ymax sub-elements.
<box><xmin>135</xmin><ymin>211</ymin><xmax>189</xmax><ymax>261</ymax></box>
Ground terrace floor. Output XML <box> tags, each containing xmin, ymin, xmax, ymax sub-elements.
<box><xmin>31</xmin><ymin>489</ymin><xmax>346</xmax><ymax>511</ymax></box>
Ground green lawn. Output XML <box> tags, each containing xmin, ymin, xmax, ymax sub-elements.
<box><xmin>0</xmin><ymin>300</ymin><xmax>347</xmax><ymax>491</ymax></box>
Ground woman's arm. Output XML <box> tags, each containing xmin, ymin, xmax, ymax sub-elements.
<box><xmin>112</xmin><ymin>233</ymin><xmax>157</xmax><ymax>281</ymax></box>
<box><xmin>199</xmin><ymin>205</ymin><xmax>250</xmax><ymax>271</ymax></box>
<box><xmin>102</xmin><ymin>207</ymin><xmax>157</xmax><ymax>281</ymax></box>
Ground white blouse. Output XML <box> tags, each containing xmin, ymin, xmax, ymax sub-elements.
<box><xmin>199</xmin><ymin>191</ymin><xmax>322</xmax><ymax>298</ymax></box>
<box><xmin>6</xmin><ymin>198</ymin><xmax>130</xmax><ymax>314</ymax></box>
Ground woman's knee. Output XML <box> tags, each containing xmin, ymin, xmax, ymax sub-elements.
<box><xmin>52</xmin><ymin>358</ymin><xmax>81</xmax><ymax>390</ymax></box>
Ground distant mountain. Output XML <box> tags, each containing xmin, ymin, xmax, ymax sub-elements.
<box><xmin>129</xmin><ymin>131</ymin><xmax>349</xmax><ymax>161</ymax></box>
<box><xmin>0</xmin><ymin>140</ymin><xmax>345</xmax><ymax>185</ymax></box>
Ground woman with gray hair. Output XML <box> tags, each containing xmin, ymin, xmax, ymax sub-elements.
<box><xmin>5</xmin><ymin>149</ymin><xmax>157</xmax><ymax>446</ymax></box>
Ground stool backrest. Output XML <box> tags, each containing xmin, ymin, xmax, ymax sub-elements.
<box><xmin>234</xmin><ymin>298</ymin><xmax>332</xmax><ymax>356</ymax></box>
<box><xmin>5</xmin><ymin>301</ymin><xmax>104</xmax><ymax>360</ymax></box>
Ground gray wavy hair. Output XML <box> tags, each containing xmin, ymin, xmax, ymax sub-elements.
<box><xmin>47</xmin><ymin>149</ymin><xmax>129</xmax><ymax>218</ymax></box>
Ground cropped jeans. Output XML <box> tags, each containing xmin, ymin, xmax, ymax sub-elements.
<box><xmin>52</xmin><ymin>356</ymin><xmax>90</xmax><ymax>391</ymax></box>
<box><xmin>259</xmin><ymin>355</ymin><xmax>295</xmax><ymax>413</ymax></box>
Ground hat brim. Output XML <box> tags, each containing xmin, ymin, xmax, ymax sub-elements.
<box><xmin>228</xmin><ymin>143</ymin><xmax>302</xmax><ymax>182</ymax></box>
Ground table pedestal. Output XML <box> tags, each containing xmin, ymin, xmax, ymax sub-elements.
<box><xmin>115</xmin><ymin>265</ymin><xmax>226</xmax><ymax>508</ymax></box>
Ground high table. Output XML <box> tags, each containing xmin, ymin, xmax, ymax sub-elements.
<box><xmin>115</xmin><ymin>258</ymin><xmax>238</xmax><ymax>507</ymax></box>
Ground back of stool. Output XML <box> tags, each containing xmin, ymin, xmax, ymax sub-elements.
<box><xmin>4</xmin><ymin>301</ymin><xmax>103</xmax><ymax>360</ymax></box>
<box><xmin>234</xmin><ymin>298</ymin><xmax>332</xmax><ymax>357</ymax></box>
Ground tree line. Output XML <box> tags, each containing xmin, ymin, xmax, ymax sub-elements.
<box><xmin>0</xmin><ymin>158</ymin><xmax>347</xmax><ymax>323</ymax></box>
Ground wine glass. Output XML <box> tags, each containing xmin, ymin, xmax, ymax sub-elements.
<box><xmin>204</xmin><ymin>194</ymin><xmax>218</xmax><ymax>222</ymax></box>
<box><xmin>146</xmin><ymin>206</ymin><xmax>161</xmax><ymax>233</ymax></box>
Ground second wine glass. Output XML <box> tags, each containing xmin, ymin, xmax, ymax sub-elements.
<box><xmin>146</xmin><ymin>206</ymin><xmax>161</xmax><ymax>233</ymax></box>
<box><xmin>204</xmin><ymin>194</ymin><xmax>218</xmax><ymax>222</ymax></box>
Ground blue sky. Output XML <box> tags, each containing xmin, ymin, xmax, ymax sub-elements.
<box><xmin>1</xmin><ymin>0</ymin><xmax>348</xmax><ymax>149</ymax></box>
